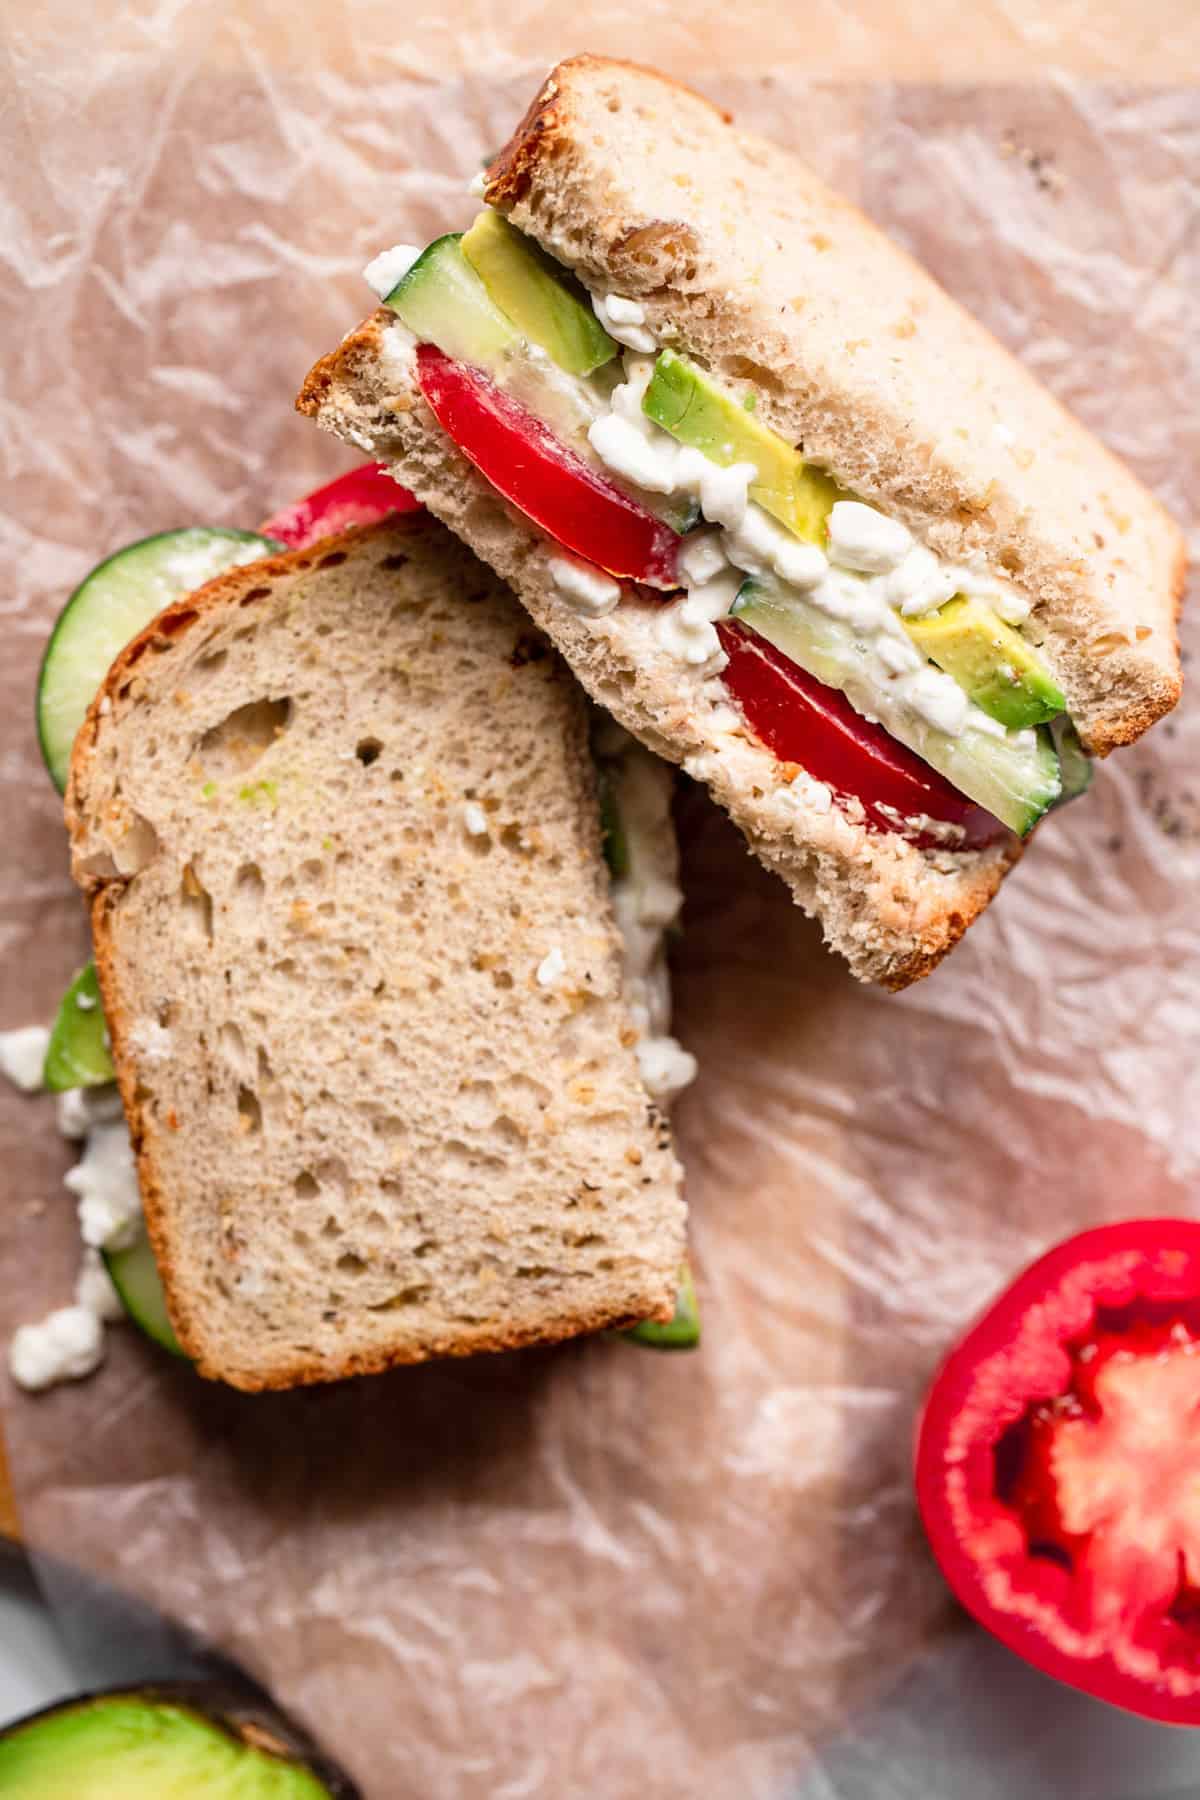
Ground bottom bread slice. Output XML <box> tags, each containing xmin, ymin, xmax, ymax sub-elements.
<box><xmin>298</xmin><ymin>317</ymin><xmax>1019</xmax><ymax>990</ymax></box>
<box><xmin>66</xmin><ymin>515</ymin><xmax>685</xmax><ymax>1390</ymax></box>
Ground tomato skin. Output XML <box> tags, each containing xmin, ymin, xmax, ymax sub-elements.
<box><xmin>717</xmin><ymin>621</ymin><xmax>1011</xmax><ymax>852</ymax></box>
<box><xmin>415</xmin><ymin>344</ymin><xmax>682</xmax><ymax>588</ymax></box>
<box><xmin>259</xmin><ymin>463</ymin><xmax>420</xmax><ymax>549</ymax></box>
<box><xmin>915</xmin><ymin>1220</ymin><xmax>1200</xmax><ymax>1725</ymax></box>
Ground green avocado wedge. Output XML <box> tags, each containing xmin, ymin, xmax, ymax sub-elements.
<box><xmin>0</xmin><ymin>1686</ymin><xmax>357</xmax><ymax>1798</ymax></box>
<box><xmin>904</xmin><ymin>595</ymin><xmax>1065</xmax><ymax>730</ymax></box>
<box><xmin>626</xmin><ymin>1263</ymin><xmax>701</xmax><ymax>1350</ymax></box>
<box><xmin>643</xmin><ymin>349</ymin><xmax>842</xmax><ymax>544</ymax></box>
<box><xmin>461</xmin><ymin>208</ymin><xmax>618</xmax><ymax>376</ymax></box>
<box><xmin>42</xmin><ymin>963</ymin><xmax>114</xmax><ymax>1092</ymax></box>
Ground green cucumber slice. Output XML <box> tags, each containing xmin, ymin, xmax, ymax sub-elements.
<box><xmin>386</xmin><ymin>236</ymin><xmax>696</xmax><ymax>534</ymax></box>
<box><xmin>597</xmin><ymin>768</ymin><xmax>630</xmax><ymax>879</ymax></box>
<box><xmin>43</xmin><ymin>963</ymin><xmax>114</xmax><ymax>1092</ymax></box>
<box><xmin>104</xmin><ymin>1231</ymin><xmax>186</xmax><ymax>1358</ymax></box>
<box><xmin>461</xmin><ymin>209</ymin><xmax>618</xmax><ymax>376</ymax></box>
<box><xmin>38</xmin><ymin>527</ymin><xmax>282</xmax><ymax>791</ymax></box>
<box><xmin>732</xmin><ymin>575</ymin><xmax>1061</xmax><ymax>835</ymax></box>
<box><xmin>386</xmin><ymin>233</ymin><xmax>521</xmax><ymax>367</ymax></box>
<box><xmin>1050</xmin><ymin>717</ymin><xmax>1094</xmax><ymax>805</ymax></box>
<box><xmin>625</xmin><ymin>1264</ymin><xmax>700</xmax><ymax>1350</ymax></box>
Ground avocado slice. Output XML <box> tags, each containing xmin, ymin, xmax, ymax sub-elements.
<box><xmin>42</xmin><ymin>962</ymin><xmax>114</xmax><ymax>1092</ymax></box>
<box><xmin>0</xmin><ymin>1685</ymin><xmax>357</xmax><ymax>1797</ymax></box>
<box><xmin>461</xmin><ymin>209</ymin><xmax>618</xmax><ymax>377</ymax></box>
<box><xmin>643</xmin><ymin>349</ymin><xmax>842</xmax><ymax>544</ymax></box>
<box><xmin>904</xmin><ymin>595</ymin><xmax>1065</xmax><ymax>729</ymax></box>
<box><xmin>626</xmin><ymin>1262</ymin><xmax>700</xmax><ymax>1349</ymax></box>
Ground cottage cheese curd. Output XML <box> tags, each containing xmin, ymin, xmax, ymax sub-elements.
<box><xmin>600</xmin><ymin>735</ymin><xmax>697</xmax><ymax>1104</ymax></box>
<box><xmin>10</xmin><ymin>1305</ymin><xmax>105</xmax><ymax>1391</ymax></box>
<box><xmin>0</xmin><ymin>1026</ymin><xmax>49</xmax><ymax>1092</ymax></box>
<box><xmin>363</xmin><ymin>244</ymin><xmax>423</xmax><ymax>301</ymax></box>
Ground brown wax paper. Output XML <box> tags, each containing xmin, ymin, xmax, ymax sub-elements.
<box><xmin>1</xmin><ymin>5</ymin><xmax>1198</xmax><ymax>1794</ymax></box>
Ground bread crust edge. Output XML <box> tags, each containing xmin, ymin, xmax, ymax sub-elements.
<box><xmin>69</xmin><ymin>520</ymin><xmax>681</xmax><ymax>1389</ymax></box>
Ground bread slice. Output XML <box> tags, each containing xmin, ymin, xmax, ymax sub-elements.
<box><xmin>65</xmin><ymin>515</ymin><xmax>685</xmax><ymax>1390</ymax></box>
<box><xmin>298</xmin><ymin>315</ymin><xmax>1017</xmax><ymax>988</ymax></box>
<box><xmin>486</xmin><ymin>56</ymin><xmax>1184</xmax><ymax>756</ymax></box>
<box><xmin>296</xmin><ymin>56</ymin><xmax>1184</xmax><ymax>987</ymax></box>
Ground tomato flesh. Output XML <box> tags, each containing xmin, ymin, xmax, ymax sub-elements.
<box><xmin>415</xmin><ymin>344</ymin><xmax>682</xmax><ymax>588</ymax></box>
<box><xmin>917</xmin><ymin>1221</ymin><xmax>1200</xmax><ymax>1723</ymax></box>
<box><xmin>259</xmin><ymin>462</ymin><xmax>420</xmax><ymax>549</ymax></box>
<box><xmin>717</xmin><ymin>621</ymin><xmax>1010</xmax><ymax>852</ymax></box>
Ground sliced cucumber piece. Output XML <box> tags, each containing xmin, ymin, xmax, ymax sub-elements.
<box><xmin>732</xmin><ymin>575</ymin><xmax>1061</xmax><ymax>835</ymax></box>
<box><xmin>461</xmin><ymin>209</ymin><xmax>618</xmax><ymax>376</ymax></box>
<box><xmin>105</xmin><ymin>1231</ymin><xmax>186</xmax><ymax>1358</ymax></box>
<box><xmin>387</xmin><ymin>235</ymin><xmax>696</xmax><ymax>535</ymax></box>
<box><xmin>385</xmin><ymin>233</ymin><xmax>521</xmax><ymax>368</ymax></box>
<box><xmin>43</xmin><ymin>963</ymin><xmax>113</xmax><ymax>1092</ymax></box>
<box><xmin>38</xmin><ymin>528</ymin><xmax>281</xmax><ymax>792</ymax></box>
<box><xmin>626</xmin><ymin>1264</ymin><xmax>700</xmax><ymax>1350</ymax></box>
<box><xmin>1050</xmin><ymin>716</ymin><xmax>1094</xmax><ymax>805</ymax></box>
<box><xmin>596</xmin><ymin>768</ymin><xmax>630</xmax><ymax>880</ymax></box>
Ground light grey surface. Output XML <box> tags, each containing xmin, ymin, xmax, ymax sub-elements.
<box><xmin>0</xmin><ymin>1543</ymin><xmax>212</xmax><ymax>1731</ymax></box>
<box><xmin>0</xmin><ymin>1556</ymin><xmax>78</xmax><ymax>1727</ymax></box>
<box><xmin>797</xmin><ymin>1630</ymin><xmax>1200</xmax><ymax>1800</ymax></box>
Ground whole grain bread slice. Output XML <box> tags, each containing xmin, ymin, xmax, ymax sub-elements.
<box><xmin>298</xmin><ymin>316</ymin><xmax>1017</xmax><ymax>989</ymax></box>
<box><xmin>486</xmin><ymin>56</ymin><xmax>1185</xmax><ymax>756</ymax></box>
<box><xmin>66</xmin><ymin>515</ymin><xmax>685</xmax><ymax>1390</ymax></box>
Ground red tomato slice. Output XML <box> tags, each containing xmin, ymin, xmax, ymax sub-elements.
<box><xmin>717</xmin><ymin>621</ymin><xmax>1010</xmax><ymax>852</ymax></box>
<box><xmin>916</xmin><ymin>1220</ymin><xmax>1200</xmax><ymax>1724</ymax></box>
<box><xmin>259</xmin><ymin>463</ymin><xmax>420</xmax><ymax>549</ymax></box>
<box><xmin>415</xmin><ymin>344</ymin><xmax>681</xmax><ymax>588</ymax></box>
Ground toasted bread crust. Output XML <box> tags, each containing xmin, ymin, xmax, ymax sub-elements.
<box><xmin>485</xmin><ymin>53</ymin><xmax>732</xmax><ymax>212</ymax></box>
<box><xmin>298</xmin><ymin>317</ymin><xmax>1018</xmax><ymax>990</ymax></box>
<box><xmin>70</xmin><ymin>519</ymin><xmax>684</xmax><ymax>1389</ymax></box>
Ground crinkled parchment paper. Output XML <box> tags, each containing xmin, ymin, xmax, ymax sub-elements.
<box><xmin>1</xmin><ymin>4</ymin><xmax>1198</xmax><ymax>1794</ymax></box>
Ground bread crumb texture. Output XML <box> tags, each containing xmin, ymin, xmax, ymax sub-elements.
<box><xmin>66</xmin><ymin>518</ymin><xmax>684</xmax><ymax>1388</ymax></box>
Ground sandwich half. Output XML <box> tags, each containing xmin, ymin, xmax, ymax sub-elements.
<box><xmin>65</xmin><ymin>513</ymin><xmax>688</xmax><ymax>1389</ymax></box>
<box><xmin>297</xmin><ymin>54</ymin><xmax>1185</xmax><ymax>989</ymax></box>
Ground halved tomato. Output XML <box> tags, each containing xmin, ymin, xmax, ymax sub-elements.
<box><xmin>916</xmin><ymin>1220</ymin><xmax>1200</xmax><ymax>1724</ymax></box>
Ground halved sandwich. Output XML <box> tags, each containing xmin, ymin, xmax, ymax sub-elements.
<box><xmin>297</xmin><ymin>54</ymin><xmax>1185</xmax><ymax>988</ymax></box>
<box><xmin>63</xmin><ymin>509</ymin><xmax>689</xmax><ymax>1389</ymax></box>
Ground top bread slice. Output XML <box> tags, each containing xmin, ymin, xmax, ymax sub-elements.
<box><xmin>65</xmin><ymin>515</ymin><xmax>685</xmax><ymax>1390</ymax></box>
<box><xmin>486</xmin><ymin>57</ymin><xmax>1184</xmax><ymax>755</ymax></box>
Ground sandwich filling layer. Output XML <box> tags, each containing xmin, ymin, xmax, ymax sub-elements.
<box><xmin>368</xmin><ymin>216</ymin><xmax>1090</xmax><ymax>849</ymax></box>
